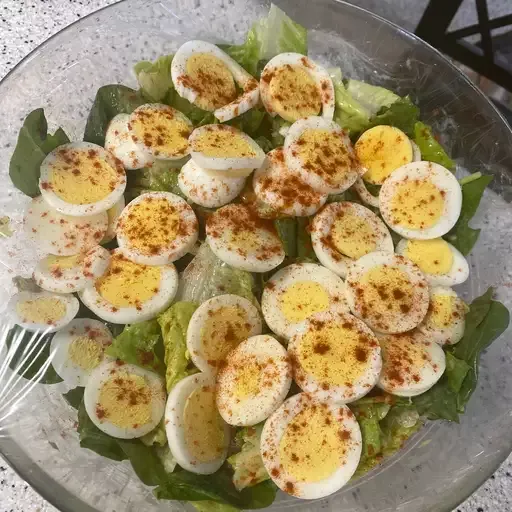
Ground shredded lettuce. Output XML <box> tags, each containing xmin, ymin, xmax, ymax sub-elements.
<box><xmin>105</xmin><ymin>320</ymin><xmax>166</xmax><ymax>375</ymax></box>
<box><xmin>346</xmin><ymin>79</ymin><xmax>400</xmax><ymax>117</ymax></box>
<box><xmin>228</xmin><ymin>425</ymin><xmax>270</xmax><ymax>491</ymax></box>
<box><xmin>134</xmin><ymin>55</ymin><xmax>174</xmax><ymax>103</ymax></box>
<box><xmin>223</xmin><ymin>4</ymin><xmax>307</xmax><ymax>77</ymax></box>
<box><xmin>413</xmin><ymin>121</ymin><xmax>455</xmax><ymax>171</ymax></box>
<box><xmin>158</xmin><ymin>302</ymin><xmax>199</xmax><ymax>392</ymax></box>
<box><xmin>179</xmin><ymin>243</ymin><xmax>257</xmax><ymax>305</ymax></box>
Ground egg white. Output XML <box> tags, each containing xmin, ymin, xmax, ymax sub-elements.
<box><xmin>261</xmin><ymin>262</ymin><xmax>349</xmax><ymax>339</ymax></box>
<box><xmin>311</xmin><ymin>201</ymin><xmax>394</xmax><ymax>278</ymax></box>
<box><xmin>102</xmin><ymin>196</ymin><xmax>125</xmax><ymax>244</ymax></box>
<box><xmin>351</xmin><ymin>178</ymin><xmax>380</xmax><ymax>209</ymax></box>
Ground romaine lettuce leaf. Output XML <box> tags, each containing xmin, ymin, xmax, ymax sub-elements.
<box><xmin>105</xmin><ymin>320</ymin><xmax>165</xmax><ymax>375</ymax></box>
<box><xmin>274</xmin><ymin>218</ymin><xmax>297</xmax><ymax>258</ymax></box>
<box><xmin>134</xmin><ymin>55</ymin><xmax>173</xmax><ymax>102</ymax></box>
<box><xmin>228</xmin><ymin>425</ymin><xmax>269</xmax><ymax>491</ymax></box>
<box><xmin>345</xmin><ymin>79</ymin><xmax>400</xmax><ymax>117</ymax></box>
<box><xmin>9</xmin><ymin>108</ymin><xmax>70</xmax><ymax>197</ymax></box>
<box><xmin>444</xmin><ymin>173</ymin><xmax>493</xmax><ymax>255</ymax></box>
<box><xmin>333</xmin><ymin>82</ymin><xmax>371</xmax><ymax>136</ymax></box>
<box><xmin>223</xmin><ymin>4</ymin><xmax>307</xmax><ymax>77</ymax></box>
<box><xmin>367</xmin><ymin>97</ymin><xmax>420</xmax><ymax>137</ymax></box>
<box><xmin>179</xmin><ymin>243</ymin><xmax>257</xmax><ymax>305</ymax></box>
<box><xmin>158</xmin><ymin>302</ymin><xmax>199</xmax><ymax>392</ymax></box>
<box><xmin>413</xmin><ymin>121</ymin><xmax>455</xmax><ymax>171</ymax></box>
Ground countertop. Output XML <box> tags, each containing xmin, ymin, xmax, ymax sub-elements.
<box><xmin>0</xmin><ymin>1</ymin><xmax>511</xmax><ymax>511</ymax></box>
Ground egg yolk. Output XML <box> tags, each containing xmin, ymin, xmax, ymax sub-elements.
<box><xmin>184</xmin><ymin>385</ymin><xmax>225</xmax><ymax>462</ymax></box>
<box><xmin>95</xmin><ymin>254</ymin><xmax>161</xmax><ymax>308</ymax></box>
<box><xmin>233</xmin><ymin>362</ymin><xmax>261</xmax><ymax>400</ymax></box>
<box><xmin>280</xmin><ymin>281</ymin><xmax>330</xmax><ymax>323</ymax></box>
<box><xmin>330</xmin><ymin>212</ymin><xmax>378</xmax><ymax>259</ymax></box>
<box><xmin>227</xmin><ymin>229</ymin><xmax>264</xmax><ymax>254</ymax></box>
<box><xmin>118</xmin><ymin>197</ymin><xmax>181</xmax><ymax>256</ymax></box>
<box><xmin>68</xmin><ymin>335</ymin><xmax>104</xmax><ymax>371</ymax></box>
<box><xmin>97</xmin><ymin>373</ymin><xmax>153</xmax><ymax>428</ymax></box>
<box><xmin>295</xmin><ymin>129</ymin><xmax>352</xmax><ymax>187</ymax></box>
<box><xmin>17</xmin><ymin>297</ymin><xmax>66</xmax><ymax>325</ymax></box>
<box><xmin>48</xmin><ymin>147</ymin><xmax>120</xmax><ymax>205</ymax></box>
<box><xmin>296</xmin><ymin>323</ymin><xmax>371</xmax><ymax>386</ymax></box>
<box><xmin>356</xmin><ymin>126</ymin><xmax>413</xmax><ymax>185</ymax></box>
<box><xmin>201</xmin><ymin>306</ymin><xmax>251</xmax><ymax>368</ymax></box>
<box><xmin>429</xmin><ymin>294</ymin><xmax>457</xmax><ymax>328</ymax></box>
<box><xmin>279</xmin><ymin>404</ymin><xmax>347</xmax><ymax>483</ymax></box>
<box><xmin>389</xmin><ymin>180</ymin><xmax>445</xmax><ymax>229</ymax></box>
<box><xmin>184</xmin><ymin>53</ymin><xmax>237</xmax><ymax>111</ymax></box>
<box><xmin>404</xmin><ymin>239</ymin><xmax>453</xmax><ymax>275</ymax></box>
<box><xmin>46</xmin><ymin>253</ymin><xmax>84</xmax><ymax>272</ymax></box>
<box><xmin>131</xmin><ymin>107</ymin><xmax>191</xmax><ymax>158</ymax></box>
<box><xmin>192</xmin><ymin>127</ymin><xmax>256</xmax><ymax>158</ymax></box>
<box><xmin>268</xmin><ymin>65</ymin><xmax>321</xmax><ymax>122</ymax></box>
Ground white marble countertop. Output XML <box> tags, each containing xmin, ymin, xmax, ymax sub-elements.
<box><xmin>0</xmin><ymin>1</ymin><xmax>511</xmax><ymax>511</ymax></box>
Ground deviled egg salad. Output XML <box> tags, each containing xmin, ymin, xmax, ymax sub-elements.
<box><xmin>6</xmin><ymin>5</ymin><xmax>507</xmax><ymax>510</ymax></box>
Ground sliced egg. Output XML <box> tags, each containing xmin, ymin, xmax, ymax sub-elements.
<box><xmin>33</xmin><ymin>245</ymin><xmax>110</xmax><ymax>294</ymax></box>
<box><xmin>105</xmin><ymin>113</ymin><xmax>155</xmax><ymax>170</ymax></box>
<box><xmin>352</xmin><ymin>178</ymin><xmax>380</xmax><ymax>209</ymax></box>
<box><xmin>253</xmin><ymin>148</ymin><xmax>328</xmax><ymax>217</ymax></box>
<box><xmin>79</xmin><ymin>249</ymin><xmax>178</xmax><ymax>324</ymax></box>
<box><xmin>102</xmin><ymin>196</ymin><xmax>125</xmax><ymax>244</ymax></box>
<box><xmin>216</xmin><ymin>335</ymin><xmax>291</xmax><ymax>426</ymax></box>
<box><xmin>116</xmin><ymin>191</ymin><xmax>198</xmax><ymax>266</ymax></box>
<box><xmin>206</xmin><ymin>203</ymin><xmax>285</xmax><ymax>273</ymax></box>
<box><xmin>39</xmin><ymin>142</ymin><xmax>126</xmax><ymax>216</ymax></box>
<box><xmin>7</xmin><ymin>291</ymin><xmax>79</xmax><ymax>333</ymax></box>
<box><xmin>355</xmin><ymin>126</ymin><xmax>414</xmax><ymax>185</ymax></box>
<box><xmin>260</xmin><ymin>52</ymin><xmax>335</xmax><ymax>123</ymax></box>
<box><xmin>395</xmin><ymin>238</ymin><xmax>469</xmax><ymax>287</ymax></box>
<box><xmin>377</xmin><ymin>330</ymin><xmax>446</xmax><ymax>396</ymax></box>
<box><xmin>417</xmin><ymin>286</ymin><xmax>467</xmax><ymax>345</ymax></box>
<box><xmin>166</xmin><ymin>372</ymin><xmax>230</xmax><ymax>474</ymax></box>
<box><xmin>311</xmin><ymin>201</ymin><xmax>394</xmax><ymax>278</ymax></box>
<box><xmin>345</xmin><ymin>251</ymin><xmax>429</xmax><ymax>334</ymax></box>
<box><xmin>284</xmin><ymin>116</ymin><xmax>360</xmax><ymax>194</ymax></box>
<box><xmin>84</xmin><ymin>360</ymin><xmax>166</xmax><ymax>439</ymax></box>
<box><xmin>260</xmin><ymin>393</ymin><xmax>362</xmax><ymax>499</ymax></box>
<box><xmin>128</xmin><ymin>103</ymin><xmax>192</xmax><ymax>161</ymax></box>
<box><xmin>187</xmin><ymin>294</ymin><xmax>262</xmax><ymax>373</ymax></box>
<box><xmin>379</xmin><ymin>161</ymin><xmax>462</xmax><ymax>239</ymax></box>
<box><xmin>171</xmin><ymin>40</ymin><xmax>260</xmax><ymax>122</ymax></box>
<box><xmin>51</xmin><ymin>318</ymin><xmax>113</xmax><ymax>387</ymax></box>
<box><xmin>178</xmin><ymin>159</ymin><xmax>246</xmax><ymax>208</ymax></box>
<box><xmin>261</xmin><ymin>262</ymin><xmax>349</xmax><ymax>340</ymax></box>
<box><xmin>24</xmin><ymin>196</ymin><xmax>108</xmax><ymax>256</ymax></box>
<box><xmin>189</xmin><ymin>125</ymin><xmax>265</xmax><ymax>176</ymax></box>
<box><xmin>411</xmin><ymin>140</ymin><xmax>422</xmax><ymax>161</ymax></box>
<box><xmin>288</xmin><ymin>310</ymin><xmax>381</xmax><ymax>403</ymax></box>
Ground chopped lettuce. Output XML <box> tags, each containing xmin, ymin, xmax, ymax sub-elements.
<box><xmin>346</xmin><ymin>80</ymin><xmax>400</xmax><ymax>117</ymax></box>
<box><xmin>367</xmin><ymin>97</ymin><xmax>419</xmax><ymax>137</ymax></box>
<box><xmin>141</xmin><ymin>419</ymin><xmax>168</xmax><ymax>447</ymax></box>
<box><xmin>158</xmin><ymin>302</ymin><xmax>199</xmax><ymax>392</ymax></box>
<box><xmin>155</xmin><ymin>444</ymin><xmax>178</xmax><ymax>474</ymax></box>
<box><xmin>228</xmin><ymin>425</ymin><xmax>270</xmax><ymax>490</ymax></box>
<box><xmin>274</xmin><ymin>218</ymin><xmax>297</xmax><ymax>258</ymax></box>
<box><xmin>105</xmin><ymin>320</ymin><xmax>165</xmax><ymax>375</ymax></box>
<box><xmin>413</xmin><ymin>121</ymin><xmax>455</xmax><ymax>171</ymax></box>
<box><xmin>179</xmin><ymin>243</ymin><xmax>257</xmax><ymax>305</ymax></box>
<box><xmin>333</xmin><ymin>82</ymin><xmax>371</xmax><ymax>136</ymax></box>
<box><xmin>223</xmin><ymin>4</ymin><xmax>307</xmax><ymax>77</ymax></box>
<box><xmin>134</xmin><ymin>55</ymin><xmax>173</xmax><ymax>102</ymax></box>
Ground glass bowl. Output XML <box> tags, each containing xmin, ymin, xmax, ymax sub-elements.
<box><xmin>0</xmin><ymin>1</ymin><xmax>511</xmax><ymax>511</ymax></box>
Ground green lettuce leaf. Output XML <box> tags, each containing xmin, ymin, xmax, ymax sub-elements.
<box><xmin>413</xmin><ymin>121</ymin><xmax>455</xmax><ymax>171</ymax></box>
<box><xmin>165</xmin><ymin>88</ymin><xmax>216</xmax><ymax>126</ymax></box>
<box><xmin>228</xmin><ymin>425</ymin><xmax>269</xmax><ymax>491</ymax></box>
<box><xmin>345</xmin><ymin>79</ymin><xmax>400</xmax><ymax>117</ymax></box>
<box><xmin>379</xmin><ymin>404</ymin><xmax>421</xmax><ymax>457</ymax></box>
<box><xmin>179</xmin><ymin>244</ymin><xmax>257</xmax><ymax>305</ymax></box>
<box><xmin>141</xmin><ymin>419</ymin><xmax>168</xmax><ymax>447</ymax></box>
<box><xmin>274</xmin><ymin>218</ymin><xmax>297</xmax><ymax>258</ymax></box>
<box><xmin>444</xmin><ymin>173</ymin><xmax>493</xmax><ymax>255</ymax></box>
<box><xmin>158</xmin><ymin>302</ymin><xmax>199</xmax><ymax>392</ymax></box>
<box><xmin>333</xmin><ymin>81</ymin><xmax>371</xmax><ymax>136</ymax></box>
<box><xmin>223</xmin><ymin>4</ymin><xmax>307</xmax><ymax>77</ymax></box>
<box><xmin>4</xmin><ymin>325</ymin><xmax>62</xmax><ymax>384</ymax></box>
<box><xmin>9</xmin><ymin>108</ymin><xmax>70</xmax><ymax>197</ymax></box>
<box><xmin>413</xmin><ymin>288</ymin><xmax>509</xmax><ymax>421</ymax></box>
<box><xmin>154</xmin><ymin>468</ymin><xmax>277</xmax><ymax>509</ymax></box>
<box><xmin>106</xmin><ymin>320</ymin><xmax>166</xmax><ymax>375</ymax></box>
<box><xmin>63</xmin><ymin>387</ymin><xmax>85</xmax><ymax>410</ymax></box>
<box><xmin>83</xmin><ymin>85</ymin><xmax>146</xmax><ymax>146</ymax></box>
<box><xmin>134</xmin><ymin>55</ymin><xmax>173</xmax><ymax>102</ymax></box>
<box><xmin>296</xmin><ymin>217</ymin><xmax>317</xmax><ymax>261</ymax></box>
<box><xmin>367</xmin><ymin>97</ymin><xmax>420</xmax><ymax>137</ymax></box>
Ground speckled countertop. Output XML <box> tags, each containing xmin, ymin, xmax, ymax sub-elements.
<box><xmin>0</xmin><ymin>1</ymin><xmax>511</xmax><ymax>511</ymax></box>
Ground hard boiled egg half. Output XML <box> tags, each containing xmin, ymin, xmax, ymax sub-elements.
<box><xmin>171</xmin><ymin>40</ymin><xmax>260</xmax><ymax>122</ymax></box>
<box><xmin>84</xmin><ymin>360</ymin><xmax>166</xmax><ymax>439</ymax></box>
<box><xmin>8</xmin><ymin>291</ymin><xmax>79</xmax><ymax>333</ymax></box>
<box><xmin>260</xmin><ymin>53</ymin><xmax>335</xmax><ymax>122</ymax></box>
<box><xmin>261</xmin><ymin>393</ymin><xmax>362</xmax><ymax>499</ymax></box>
<box><xmin>166</xmin><ymin>372</ymin><xmax>230</xmax><ymax>474</ymax></box>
